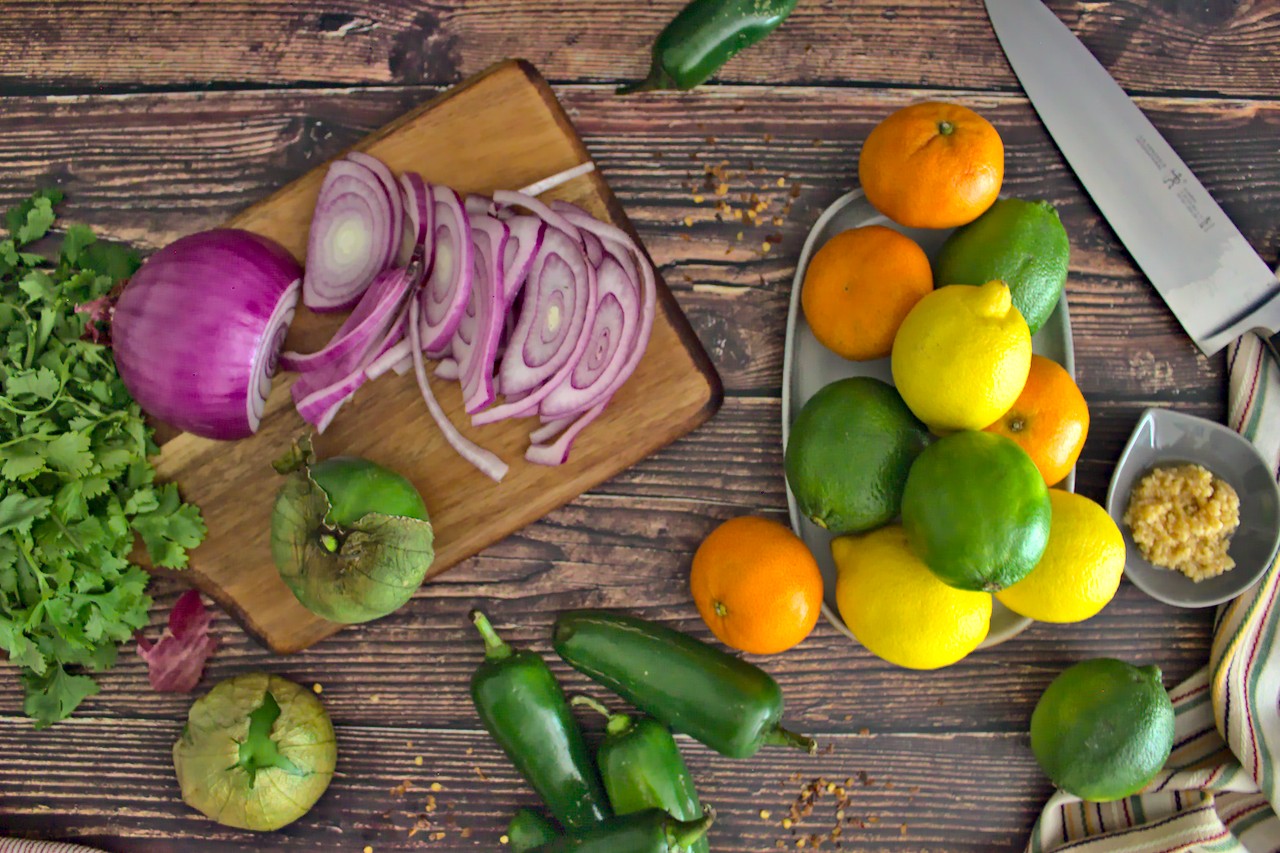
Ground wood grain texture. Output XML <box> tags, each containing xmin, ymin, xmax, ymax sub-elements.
<box><xmin>1</xmin><ymin>3</ymin><xmax>1278</xmax><ymax>848</ymax></box>
<box><xmin>1</xmin><ymin>1</ymin><xmax>1277</xmax><ymax>98</ymax></box>
<box><xmin>134</xmin><ymin>61</ymin><xmax>720</xmax><ymax>654</ymax></box>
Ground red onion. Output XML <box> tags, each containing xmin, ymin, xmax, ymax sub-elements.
<box><xmin>346</xmin><ymin>151</ymin><xmax>404</xmax><ymax>271</ymax></box>
<box><xmin>303</xmin><ymin>158</ymin><xmax>399</xmax><ymax>311</ymax></box>
<box><xmin>113</xmin><ymin>229</ymin><xmax>301</xmax><ymax>440</ymax></box>
<box><xmin>398</xmin><ymin>171</ymin><xmax>433</xmax><ymax>269</ymax></box>
<box><xmin>454</xmin><ymin>215</ymin><xmax>510</xmax><ymax>413</ymax></box>
<box><xmin>418</xmin><ymin>185</ymin><xmax>474</xmax><ymax>354</ymax></box>
<box><xmin>407</xmin><ymin>296</ymin><xmax>509</xmax><ymax>482</ymax></box>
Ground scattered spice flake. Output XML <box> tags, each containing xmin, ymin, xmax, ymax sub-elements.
<box><xmin>760</xmin><ymin>810</ymin><xmax>772</xmax><ymax>820</ymax></box>
<box><xmin>764</xmin><ymin>133</ymin><xmax>774</xmax><ymax>142</ymax></box>
<box><xmin>683</xmin><ymin>216</ymin><xmax>694</xmax><ymax>227</ymax></box>
<box><xmin>705</xmin><ymin>136</ymin><xmax>717</xmax><ymax>144</ymax></box>
<box><xmin>777</xmin><ymin>177</ymin><xmax>786</xmax><ymax>187</ymax></box>
<box><xmin>782</xmin><ymin>819</ymin><xmax>793</xmax><ymax>830</ymax></box>
<box><xmin>693</xmin><ymin>194</ymin><xmax>704</xmax><ymax>203</ymax></box>
<box><xmin>717</xmin><ymin>183</ymin><xmax>729</xmax><ymax>196</ymax></box>
<box><xmin>762</xmin><ymin>242</ymin><xmax>772</xmax><ymax>252</ymax></box>
<box><xmin>430</xmin><ymin>782</ymin><xmax>443</xmax><ymax>792</ymax></box>
<box><xmin>414</xmin><ymin>756</ymin><xmax>424</xmax><ymax>766</ymax></box>
<box><xmin>901</xmin><ymin>823</ymin><xmax>908</xmax><ymax>836</ymax></box>
<box><xmin>473</xmin><ymin>765</ymin><xmax>489</xmax><ymax>781</ymax></box>
<box><xmin>465</xmin><ymin>748</ymin><xmax>473</xmax><ymax>756</ymax></box>
<box><xmin>500</xmin><ymin>834</ymin><xmax>510</xmax><ymax>845</ymax></box>
<box><xmin>461</xmin><ymin>828</ymin><xmax>471</xmax><ymax>839</ymax></box>
<box><xmin>736</xmin><ymin>232</ymin><xmax>744</xmax><ymax>241</ymax></box>
<box><xmin>389</xmin><ymin>779</ymin><xmax>416</xmax><ymax>796</ymax></box>
<box><xmin>369</xmin><ymin>695</ymin><xmax>380</xmax><ymax>703</ymax></box>
<box><xmin>910</xmin><ymin>785</ymin><xmax>921</xmax><ymax>794</ymax></box>
<box><xmin>858</xmin><ymin>727</ymin><xmax>870</xmax><ymax>736</ymax></box>
<box><xmin>363</xmin><ymin>847</ymin><xmax>373</xmax><ymax>853</ymax></box>
<box><xmin>312</xmin><ymin>683</ymin><xmax>323</xmax><ymax>694</ymax></box>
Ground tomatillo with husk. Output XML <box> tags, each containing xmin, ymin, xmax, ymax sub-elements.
<box><xmin>270</xmin><ymin>438</ymin><xmax>434</xmax><ymax>623</ymax></box>
<box><xmin>173</xmin><ymin>672</ymin><xmax>336</xmax><ymax>831</ymax></box>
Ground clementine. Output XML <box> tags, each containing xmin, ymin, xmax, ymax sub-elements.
<box><xmin>858</xmin><ymin>101</ymin><xmax>1004</xmax><ymax>229</ymax></box>
<box><xmin>690</xmin><ymin>516</ymin><xmax>823</xmax><ymax>655</ymax></box>
<box><xmin>984</xmin><ymin>354</ymin><xmax>1089</xmax><ymax>486</ymax></box>
<box><xmin>801</xmin><ymin>225</ymin><xmax>934</xmax><ymax>361</ymax></box>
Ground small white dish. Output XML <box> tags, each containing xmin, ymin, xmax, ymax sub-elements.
<box><xmin>1105</xmin><ymin>407</ymin><xmax>1280</xmax><ymax>608</ymax></box>
<box><xmin>782</xmin><ymin>189</ymin><xmax>1075</xmax><ymax>649</ymax></box>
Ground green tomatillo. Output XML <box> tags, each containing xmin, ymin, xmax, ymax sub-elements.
<box><xmin>270</xmin><ymin>437</ymin><xmax>435</xmax><ymax>623</ymax></box>
<box><xmin>173</xmin><ymin>672</ymin><xmax>337</xmax><ymax>831</ymax></box>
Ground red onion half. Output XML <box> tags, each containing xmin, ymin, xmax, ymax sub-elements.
<box><xmin>113</xmin><ymin>229</ymin><xmax>302</xmax><ymax>440</ymax></box>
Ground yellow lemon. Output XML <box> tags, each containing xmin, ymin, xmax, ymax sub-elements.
<box><xmin>833</xmin><ymin>525</ymin><xmax>992</xmax><ymax>670</ymax></box>
<box><xmin>891</xmin><ymin>280</ymin><xmax>1032</xmax><ymax>431</ymax></box>
<box><xmin>996</xmin><ymin>489</ymin><xmax>1125</xmax><ymax>623</ymax></box>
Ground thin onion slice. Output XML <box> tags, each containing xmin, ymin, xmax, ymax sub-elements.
<box><xmin>435</xmin><ymin>358</ymin><xmax>460</xmax><ymax>380</ymax></box>
<box><xmin>455</xmin><ymin>215</ymin><xmax>510</xmax><ymax>413</ymax></box>
<box><xmin>408</xmin><ymin>296</ymin><xmax>508</xmax><ymax>482</ymax></box>
<box><xmin>499</xmin><ymin>215</ymin><xmax>546</xmax><ymax>311</ymax></box>
<box><xmin>398</xmin><ymin>171</ymin><xmax>433</xmax><ymax>269</ymax></box>
<box><xmin>471</xmin><ymin>226</ymin><xmax>599</xmax><ymax>425</ymax></box>
<box><xmin>346</xmin><ymin>151</ymin><xmax>404</xmax><ymax>271</ymax></box>
<box><xmin>492</xmin><ymin>190</ymin><xmax>581</xmax><ymax>242</ymax></box>
<box><xmin>418</xmin><ymin>185</ymin><xmax>474</xmax><ymax>353</ymax></box>
<box><xmin>280</xmin><ymin>261</ymin><xmax>413</xmax><ymax>373</ymax></box>
<box><xmin>539</xmin><ymin>250</ymin><xmax>640</xmax><ymax>418</ymax></box>
<box><xmin>515</xmin><ymin>161</ymin><xmax>596</xmax><ymax>197</ymax></box>
<box><xmin>298</xmin><ymin>310</ymin><xmax>408</xmax><ymax>433</ymax></box>
<box><xmin>303</xmin><ymin>159</ymin><xmax>398</xmax><ymax>312</ymax></box>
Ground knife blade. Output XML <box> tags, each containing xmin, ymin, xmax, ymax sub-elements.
<box><xmin>984</xmin><ymin>0</ymin><xmax>1279</xmax><ymax>356</ymax></box>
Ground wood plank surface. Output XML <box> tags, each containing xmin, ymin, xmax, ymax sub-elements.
<box><xmin>1</xmin><ymin>1</ymin><xmax>1277</xmax><ymax>98</ymax></box>
<box><xmin>2</xmin><ymin>1</ymin><xmax>1279</xmax><ymax>849</ymax></box>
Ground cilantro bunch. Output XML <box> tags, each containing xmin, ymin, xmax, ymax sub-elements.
<box><xmin>1</xmin><ymin>191</ymin><xmax>206</xmax><ymax>727</ymax></box>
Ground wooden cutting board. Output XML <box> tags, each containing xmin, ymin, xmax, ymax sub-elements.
<box><xmin>141</xmin><ymin>60</ymin><xmax>721</xmax><ymax>654</ymax></box>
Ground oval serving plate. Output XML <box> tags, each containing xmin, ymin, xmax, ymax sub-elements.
<box><xmin>782</xmin><ymin>189</ymin><xmax>1076</xmax><ymax>650</ymax></box>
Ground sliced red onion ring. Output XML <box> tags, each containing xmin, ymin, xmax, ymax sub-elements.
<box><xmin>455</xmin><ymin>215</ymin><xmax>510</xmax><ymax>413</ymax></box>
<box><xmin>515</xmin><ymin>161</ymin><xmax>596</xmax><ymax>196</ymax></box>
<box><xmin>398</xmin><ymin>171</ymin><xmax>433</xmax><ymax>268</ymax></box>
<box><xmin>529</xmin><ymin>415</ymin><xmax>574</xmax><ymax>445</ymax></box>
<box><xmin>471</xmin><ymin>226</ymin><xmax>599</xmax><ymax>425</ymax></box>
<box><xmin>500</xmin><ymin>216</ymin><xmax>547</xmax><ymax>311</ymax></box>
<box><xmin>539</xmin><ymin>250</ymin><xmax>640</xmax><ymax>418</ymax></box>
<box><xmin>303</xmin><ymin>159</ymin><xmax>397</xmax><ymax>312</ymax></box>
<box><xmin>297</xmin><ymin>312</ymin><xmax>407</xmax><ymax>433</ymax></box>
<box><xmin>434</xmin><ymin>358</ymin><xmax>460</xmax><ymax>380</ymax></box>
<box><xmin>113</xmin><ymin>229</ymin><xmax>302</xmax><ymax>441</ymax></box>
<box><xmin>465</xmin><ymin>194</ymin><xmax>497</xmax><ymax>218</ymax></box>
<box><xmin>408</xmin><ymin>296</ymin><xmax>508</xmax><ymax>482</ymax></box>
<box><xmin>346</xmin><ymin>151</ymin><xmax>404</xmax><ymax>270</ymax></box>
<box><xmin>280</xmin><ymin>261</ymin><xmax>413</xmax><ymax>373</ymax></box>
<box><xmin>492</xmin><ymin>190</ymin><xmax>581</xmax><ymax>242</ymax></box>
<box><xmin>418</xmin><ymin>185</ymin><xmax>474</xmax><ymax>353</ymax></box>
<box><xmin>526</xmin><ymin>401</ymin><xmax>607</xmax><ymax>466</ymax></box>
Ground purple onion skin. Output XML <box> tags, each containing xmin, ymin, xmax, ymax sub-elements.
<box><xmin>113</xmin><ymin>228</ymin><xmax>301</xmax><ymax>440</ymax></box>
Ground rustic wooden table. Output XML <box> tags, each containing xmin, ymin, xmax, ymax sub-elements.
<box><xmin>1</xmin><ymin>1</ymin><xmax>1277</xmax><ymax>850</ymax></box>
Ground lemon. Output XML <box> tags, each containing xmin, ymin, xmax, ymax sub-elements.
<box><xmin>996</xmin><ymin>489</ymin><xmax>1125</xmax><ymax>622</ymax></box>
<box><xmin>891</xmin><ymin>280</ymin><xmax>1032</xmax><ymax>431</ymax></box>
<box><xmin>833</xmin><ymin>525</ymin><xmax>991</xmax><ymax>670</ymax></box>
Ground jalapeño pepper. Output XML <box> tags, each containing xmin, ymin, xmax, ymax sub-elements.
<box><xmin>528</xmin><ymin>807</ymin><xmax>715</xmax><ymax>853</ymax></box>
<box><xmin>507</xmin><ymin>808</ymin><xmax>559</xmax><ymax>853</ymax></box>
<box><xmin>553</xmin><ymin>610</ymin><xmax>816</xmax><ymax>759</ymax></box>
<box><xmin>572</xmin><ymin>696</ymin><xmax>709</xmax><ymax>853</ymax></box>
<box><xmin>469</xmin><ymin>610</ymin><xmax>611</xmax><ymax>831</ymax></box>
<box><xmin>619</xmin><ymin>0</ymin><xmax>800</xmax><ymax>94</ymax></box>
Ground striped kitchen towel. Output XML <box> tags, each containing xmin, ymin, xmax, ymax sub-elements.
<box><xmin>0</xmin><ymin>841</ymin><xmax>105</xmax><ymax>853</ymax></box>
<box><xmin>1027</xmin><ymin>328</ymin><xmax>1280</xmax><ymax>852</ymax></box>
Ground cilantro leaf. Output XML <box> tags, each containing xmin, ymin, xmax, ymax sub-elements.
<box><xmin>131</xmin><ymin>483</ymin><xmax>207</xmax><ymax>569</ymax></box>
<box><xmin>22</xmin><ymin>664</ymin><xmax>100</xmax><ymax>730</ymax></box>
<box><xmin>0</xmin><ymin>190</ymin><xmax>205</xmax><ymax>727</ymax></box>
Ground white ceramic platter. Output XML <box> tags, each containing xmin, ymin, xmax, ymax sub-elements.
<box><xmin>782</xmin><ymin>189</ymin><xmax>1076</xmax><ymax>649</ymax></box>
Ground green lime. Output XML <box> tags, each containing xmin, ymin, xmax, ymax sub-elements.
<box><xmin>934</xmin><ymin>198</ymin><xmax>1069</xmax><ymax>334</ymax></box>
<box><xmin>786</xmin><ymin>377</ymin><xmax>930</xmax><ymax>534</ymax></box>
<box><xmin>1031</xmin><ymin>658</ymin><xmax>1175</xmax><ymax>802</ymax></box>
<box><xmin>901</xmin><ymin>431</ymin><xmax>1049</xmax><ymax>591</ymax></box>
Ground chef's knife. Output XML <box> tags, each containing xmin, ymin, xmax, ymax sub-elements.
<box><xmin>984</xmin><ymin>0</ymin><xmax>1280</xmax><ymax>356</ymax></box>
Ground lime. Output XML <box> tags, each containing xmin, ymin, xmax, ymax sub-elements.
<box><xmin>786</xmin><ymin>377</ymin><xmax>930</xmax><ymax>534</ymax></box>
<box><xmin>890</xmin><ymin>281</ymin><xmax>1031</xmax><ymax>432</ymax></box>
<box><xmin>1031</xmin><ymin>658</ymin><xmax>1175</xmax><ymax>802</ymax></box>
<box><xmin>901</xmin><ymin>431</ymin><xmax>1050</xmax><ymax>591</ymax></box>
<box><xmin>934</xmin><ymin>198</ymin><xmax>1069</xmax><ymax>334</ymax></box>
<box><xmin>833</xmin><ymin>525</ymin><xmax>991</xmax><ymax>670</ymax></box>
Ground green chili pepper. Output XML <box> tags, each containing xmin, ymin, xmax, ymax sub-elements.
<box><xmin>528</xmin><ymin>807</ymin><xmax>715</xmax><ymax>853</ymax></box>
<box><xmin>553</xmin><ymin>610</ymin><xmax>817</xmax><ymax>759</ymax></box>
<box><xmin>619</xmin><ymin>0</ymin><xmax>800</xmax><ymax>94</ymax></box>
<box><xmin>507</xmin><ymin>808</ymin><xmax>560</xmax><ymax>853</ymax></box>
<box><xmin>469</xmin><ymin>610</ymin><xmax>611</xmax><ymax>831</ymax></box>
<box><xmin>571</xmin><ymin>696</ymin><xmax>709</xmax><ymax>853</ymax></box>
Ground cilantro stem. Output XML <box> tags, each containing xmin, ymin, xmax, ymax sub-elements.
<box><xmin>50</xmin><ymin>512</ymin><xmax>84</xmax><ymax>551</ymax></box>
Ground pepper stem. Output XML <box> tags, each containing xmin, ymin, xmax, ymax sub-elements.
<box><xmin>765</xmin><ymin>725</ymin><xmax>818</xmax><ymax>754</ymax></box>
<box><xmin>616</xmin><ymin>63</ymin><xmax>677</xmax><ymax>95</ymax></box>
<box><xmin>470</xmin><ymin>610</ymin><xmax>513</xmax><ymax>662</ymax></box>
<box><xmin>570</xmin><ymin>695</ymin><xmax>633</xmax><ymax>737</ymax></box>
<box><xmin>665</xmin><ymin>806</ymin><xmax>716</xmax><ymax>849</ymax></box>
